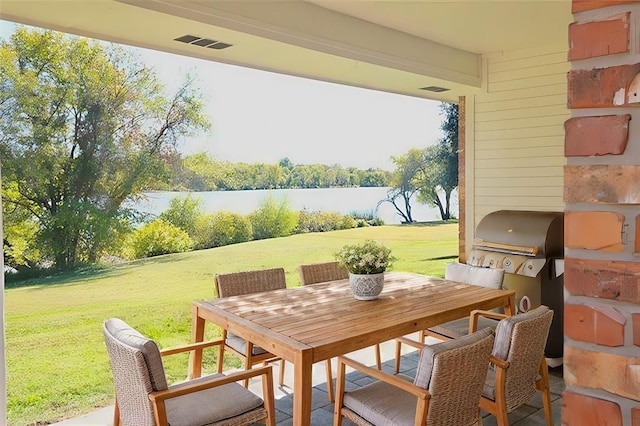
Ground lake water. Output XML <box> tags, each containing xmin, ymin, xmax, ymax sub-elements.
<box><xmin>133</xmin><ymin>187</ymin><xmax>458</xmax><ymax>225</ymax></box>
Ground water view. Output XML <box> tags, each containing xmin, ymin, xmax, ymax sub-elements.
<box><xmin>133</xmin><ymin>187</ymin><xmax>459</xmax><ymax>225</ymax></box>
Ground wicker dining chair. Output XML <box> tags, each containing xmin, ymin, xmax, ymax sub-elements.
<box><xmin>334</xmin><ymin>327</ymin><xmax>495</xmax><ymax>426</ymax></box>
<box><xmin>395</xmin><ymin>262</ymin><xmax>505</xmax><ymax>372</ymax></box>
<box><xmin>469</xmin><ymin>305</ymin><xmax>554</xmax><ymax>426</ymax></box>
<box><xmin>298</xmin><ymin>260</ymin><xmax>348</xmax><ymax>286</ymax></box>
<box><xmin>103</xmin><ymin>318</ymin><xmax>276</xmax><ymax>426</ymax></box>
<box><xmin>215</xmin><ymin>267</ymin><xmax>287</xmax><ymax>387</ymax></box>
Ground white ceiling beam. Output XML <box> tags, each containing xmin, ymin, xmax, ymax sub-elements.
<box><xmin>119</xmin><ymin>0</ymin><xmax>482</xmax><ymax>88</ymax></box>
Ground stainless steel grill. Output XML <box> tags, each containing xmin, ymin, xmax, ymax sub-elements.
<box><xmin>468</xmin><ymin>210</ymin><xmax>564</xmax><ymax>361</ymax></box>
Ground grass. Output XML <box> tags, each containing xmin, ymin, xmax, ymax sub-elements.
<box><xmin>6</xmin><ymin>223</ymin><xmax>458</xmax><ymax>425</ymax></box>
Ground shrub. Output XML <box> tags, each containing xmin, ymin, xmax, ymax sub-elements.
<box><xmin>125</xmin><ymin>219</ymin><xmax>193</xmax><ymax>259</ymax></box>
<box><xmin>338</xmin><ymin>214</ymin><xmax>358</xmax><ymax>230</ymax></box>
<box><xmin>295</xmin><ymin>209</ymin><xmax>358</xmax><ymax>233</ymax></box>
<box><xmin>348</xmin><ymin>210</ymin><xmax>384</xmax><ymax>227</ymax></box>
<box><xmin>249</xmin><ymin>196</ymin><xmax>298</xmax><ymax>240</ymax></box>
<box><xmin>159</xmin><ymin>194</ymin><xmax>205</xmax><ymax>237</ymax></box>
<box><xmin>194</xmin><ymin>211</ymin><xmax>253</xmax><ymax>249</ymax></box>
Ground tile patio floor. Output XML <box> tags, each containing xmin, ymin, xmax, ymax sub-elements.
<box><xmin>54</xmin><ymin>336</ymin><xmax>565</xmax><ymax>426</ymax></box>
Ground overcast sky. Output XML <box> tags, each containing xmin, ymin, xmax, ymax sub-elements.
<box><xmin>1</xmin><ymin>20</ymin><xmax>445</xmax><ymax>170</ymax></box>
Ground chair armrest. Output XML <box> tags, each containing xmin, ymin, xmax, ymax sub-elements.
<box><xmin>394</xmin><ymin>336</ymin><xmax>427</xmax><ymax>351</ymax></box>
<box><xmin>160</xmin><ymin>339</ymin><xmax>223</xmax><ymax>357</ymax></box>
<box><xmin>337</xmin><ymin>356</ymin><xmax>430</xmax><ymax>400</ymax></box>
<box><xmin>468</xmin><ymin>310</ymin><xmax>508</xmax><ymax>333</ymax></box>
<box><xmin>489</xmin><ymin>355</ymin><xmax>509</xmax><ymax>370</ymax></box>
<box><xmin>149</xmin><ymin>365</ymin><xmax>273</xmax><ymax>403</ymax></box>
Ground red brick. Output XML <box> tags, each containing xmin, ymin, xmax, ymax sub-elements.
<box><xmin>633</xmin><ymin>407</ymin><xmax>640</xmax><ymax>426</ymax></box>
<box><xmin>569</xmin><ymin>13</ymin><xmax>630</xmax><ymax>61</ymax></box>
<box><xmin>565</xmin><ymin>258</ymin><xmax>640</xmax><ymax>303</ymax></box>
<box><xmin>633</xmin><ymin>314</ymin><xmax>640</xmax><ymax>347</ymax></box>
<box><xmin>637</xmin><ymin>215</ymin><xmax>640</xmax><ymax>254</ymax></box>
<box><xmin>565</xmin><ymin>165</ymin><xmax>640</xmax><ymax>204</ymax></box>
<box><xmin>564</xmin><ymin>345</ymin><xmax>640</xmax><ymax>402</ymax></box>
<box><xmin>568</xmin><ymin>63</ymin><xmax>640</xmax><ymax>108</ymax></box>
<box><xmin>562</xmin><ymin>390</ymin><xmax>622</xmax><ymax>425</ymax></box>
<box><xmin>565</xmin><ymin>304</ymin><xmax>596</xmax><ymax>342</ymax></box>
<box><xmin>565</xmin><ymin>211</ymin><xmax>624</xmax><ymax>251</ymax></box>
<box><xmin>565</xmin><ymin>115</ymin><xmax>630</xmax><ymax>156</ymax></box>
<box><xmin>573</xmin><ymin>0</ymin><xmax>640</xmax><ymax>13</ymax></box>
<box><xmin>565</xmin><ymin>304</ymin><xmax>626</xmax><ymax>346</ymax></box>
<box><xmin>595</xmin><ymin>306</ymin><xmax>627</xmax><ymax>346</ymax></box>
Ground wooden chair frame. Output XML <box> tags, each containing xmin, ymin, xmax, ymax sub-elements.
<box><xmin>334</xmin><ymin>355</ymin><xmax>431</xmax><ymax>426</ymax></box>
<box><xmin>470</xmin><ymin>309</ymin><xmax>553</xmax><ymax>426</ymax></box>
<box><xmin>335</xmin><ymin>329</ymin><xmax>494</xmax><ymax>426</ymax></box>
<box><xmin>113</xmin><ymin>339</ymin><xmax>276</xmax><ymax>426</ymax></box>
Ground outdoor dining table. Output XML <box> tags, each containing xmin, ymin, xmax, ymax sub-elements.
<box><xmin>188</xmin><ymin>271</ymin><xmax>516</xmax><ymax>426</ymax></box>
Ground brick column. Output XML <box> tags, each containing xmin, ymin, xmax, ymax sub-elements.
<box><xmin>564</xmin><ymin>1</ymin><xmax>640</xmax><ymax>425</ymax></box>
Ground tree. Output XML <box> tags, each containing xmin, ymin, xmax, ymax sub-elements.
<box><xmin>0</xmin><ymin>28</ymin><xmax>209</xmax><ymax>269</ymax></box>
<box><xmin>416</xmin><ymin>102</ymin><xmax>458</xmax><ymax>220</ymax></box>
<box><xmin>378</xmin><ymin>149</ymin><xmax>425</xmax><ymax>223</ymax></box>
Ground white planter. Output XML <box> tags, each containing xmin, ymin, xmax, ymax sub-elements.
<box><xmin>348</xmin><ymin>272</ymin><xmax>384</xmax><ymax>300</ymax></box>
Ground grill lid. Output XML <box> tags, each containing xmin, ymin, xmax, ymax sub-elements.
<box><xmin>469</xmin><ymin>210</ymin><xmax>563</xmax><ymax>277</ymax></box>
<box><xmin>472</xmin><ymin>210</ymin><xmax>564</xmax><ymax>258</ymax></box>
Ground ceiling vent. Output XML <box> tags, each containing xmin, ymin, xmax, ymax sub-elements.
<box><xmin>174</xmin><ymin>35</ymin><xmax>233</xmax><ymax>50</ymax></box>
<box><xmin>420</xmin><ymin>86</ymin><xmax>450</xmax><ymax>93</ymax></box>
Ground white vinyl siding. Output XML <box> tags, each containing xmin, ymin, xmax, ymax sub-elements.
<box><xmin>472</xmin><ymin>45</ymin><xmax>569</xmax><ymax>226</ymax></box>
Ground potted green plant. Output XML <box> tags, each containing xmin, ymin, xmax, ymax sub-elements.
<box><xmin>335</xmin><ymin>240</ymin><xmax>394</xmax><ymax>300</ymax></box>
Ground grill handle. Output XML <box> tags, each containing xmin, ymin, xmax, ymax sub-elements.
<box><xmin>473</xmin><ymin>240</ymin><xmax>539</xmax><ymax>257</ymax></box>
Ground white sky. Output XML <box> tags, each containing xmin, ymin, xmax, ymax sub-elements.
<box><xmin>1</xmin><ymin>20</ymin><xmax>445</xmax><ymax>170</ymax></box>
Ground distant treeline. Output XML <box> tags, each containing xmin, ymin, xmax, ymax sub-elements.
<box><xmin>161</xmin><ymin>153</ymin><xmax>392</xmax><ymax>191</ymax></box>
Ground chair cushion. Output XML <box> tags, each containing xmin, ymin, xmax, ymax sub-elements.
<box><xmin>104</xmin><ymin>318</ymin><xmax>168</xmax><ymax>391</ymax></box>
<box><xmin>166</xmin><ymin>374</ymin><xmax>264</xmax><ymax>426</ymax></box>
<box><xmin>226</xmin><ymin>333</ymin><xmax>269</xmax><ymax>356</ymax></box>
<box><xmin>414</xmin><ymin>327</ymin><xmax>494</xmax><ymax>389</ymax></box>
<box><xmin>428</xmin><ymin>316</ymin><xmax>500</xmax><ymax>340</ymax></box>
<box><xmin>343</xmin><ymin>374</ymin><xmax>416</xmax><ymax>425</ymax></box>
<box><xmin>445</xmin><ymin>262</ymin><xmax>505</xmax><ymax>289</ymax></box>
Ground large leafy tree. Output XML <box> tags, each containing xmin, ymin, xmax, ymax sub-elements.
<box><xmin>378</xmin><ymin>148</ymin><xmax>425</xmax><ymax>223</ymax></box>
<box><xmin>416</xmin><ymin>102</ymin><xmax>458</xmax><ymax>220</ymax></box>
<box><xmin>0</xmin><ymin>28</ymin><xmax>208</xmax><ymax>269</ymax></box>
<box><xmin>382</xmin><ymin>102</ymin><xmax>459</xmax><ymax>222</ymax></box>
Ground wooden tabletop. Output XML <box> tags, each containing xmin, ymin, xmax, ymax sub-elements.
<box><xmin>193</xmin><ymin>271</ymin><xmax>516</xmax><ymax>364</ymax></box>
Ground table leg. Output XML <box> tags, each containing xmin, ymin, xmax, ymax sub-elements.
<box><xmin>188</xmin><ymin>304</ymin><xmax>205</xmax><ymax>379</ymax></box>
<box><xmin>292</xmin><ymin>349</ymin><xmax>313</xmax><ymax>426</ymax></box>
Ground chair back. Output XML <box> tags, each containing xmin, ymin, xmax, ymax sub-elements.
<box><xmin>298</xmin><ymin>261</ymin><xmax>348</xmax><ymax>285</ymax></box>
<box><xmin>215</xmin><ymin>267</ymin><xmax>286</xmax><ymax>298</ymax></box>
<box><xmin>492</xmin><ymin>305</ymin><xmax>553</xmax><ymax>411</ymax></box>
<box><xmin>413</xmin><ymin>327</ymin><xmax>495</xmax><ymax>426</ymax></box>
<box><xmin>445</xmin><ymin>262</ymin><xmax>505</xmax><ymax>289</ymax></box>
<box><xmin>103</xmin><ymin>318</ymin><xmax>168</xmax><ymax>426</ymax></box>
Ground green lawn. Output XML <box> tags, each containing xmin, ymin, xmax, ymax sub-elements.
<box><xmin>6</xmin><ymin>223</ymin><xmax>458</xmax><ymax>425</ymax></box>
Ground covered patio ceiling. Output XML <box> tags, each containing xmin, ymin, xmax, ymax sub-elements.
<box><xmin>0</xmin><ymin>1</ymin><xmax>572</xmax><ymax>102</ymax></box>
